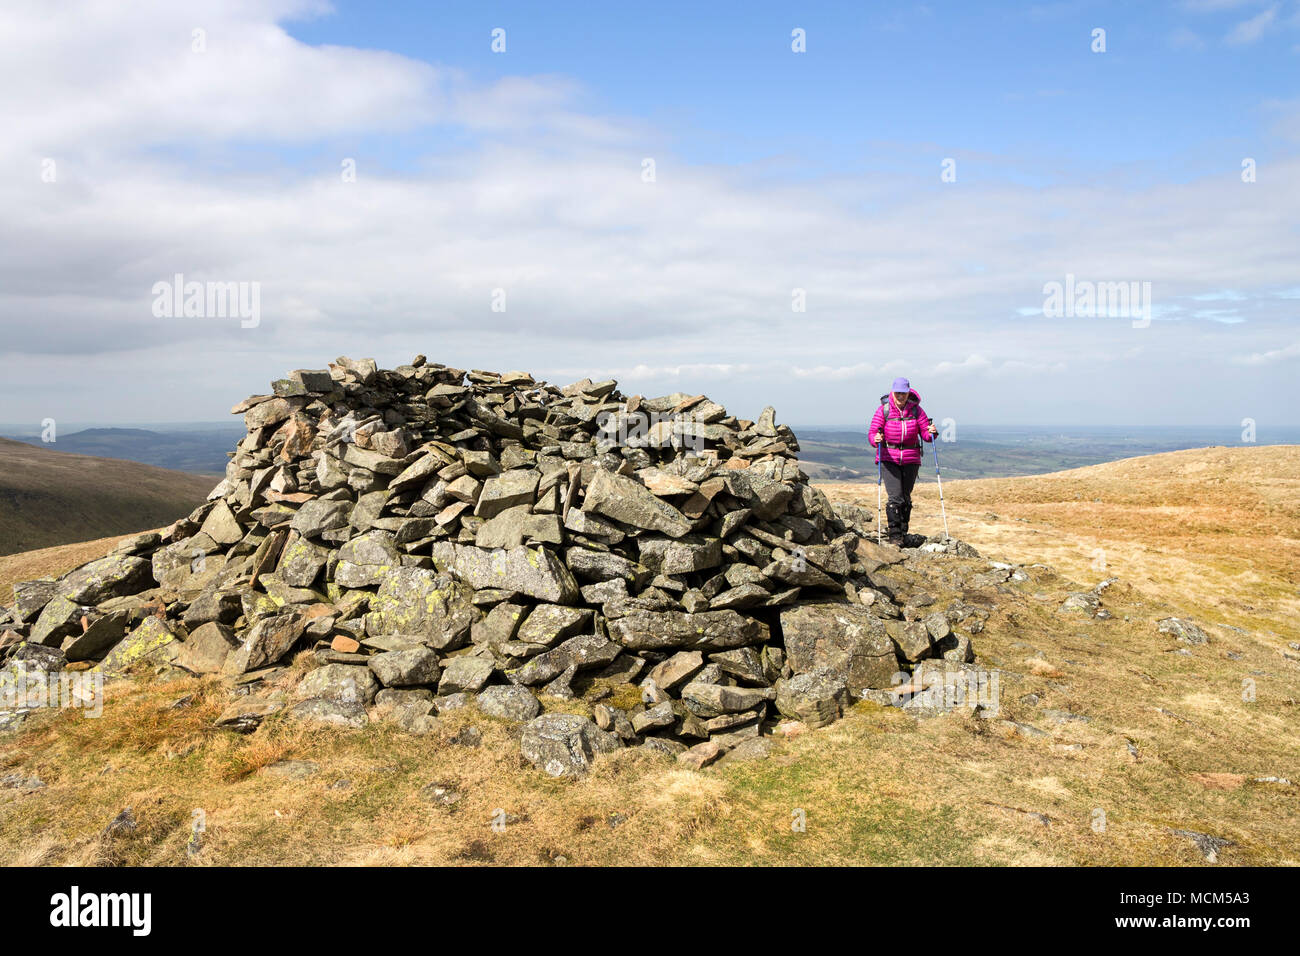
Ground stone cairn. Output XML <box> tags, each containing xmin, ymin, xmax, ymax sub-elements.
<box><xmin>1</xmin><ymin>357</ymin><xmax>981</xmax><ymax>775</ymax></box>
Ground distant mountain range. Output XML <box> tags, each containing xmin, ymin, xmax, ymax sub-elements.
<box><xmin>3</xmin><ymin>423</ymin><xmax>1295</xmax><ymax>486</ymax></box>
<box><xmin>1</xmin><ymin>425</ymin><xmax>242</xmax><ymax>475</ymax></box>
<box><xmin>795</xmin><ymin>425</ymin><xmax>1300</xmax><ymax>482</ymax></box>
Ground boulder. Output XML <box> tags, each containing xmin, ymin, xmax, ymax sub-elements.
<box><xmin>474</xmin><ymin>470</ymin><xmax>540</xmax><ymax>519</ymax></box>
<box><xmin>886</xmin><ymin>620</ymin><xmax>934</xmax><ymax>664</ymax></box>
<box><xmin>647</xmin><ymin>650</ymin><xmax>705</xmax><ymax>690</ymax></box>
<box><xmin>293</xmin><ymin>663</ymin><xmax>379</xmax><ymax>706</ymax></box>
<box><xmin>775</xmin><ymin>671</ymin><xmax>850</xmax><ymax>728</ymax></box>
<box><xmin>516</xmin><ymin>605</ymin><xmax>592</xmax><ymax>646</ymax></box>
<box><xmin>369</xmin><ymin>646</ymin><xmax>441</xmax><ymax>687</ymax></box>
<box><xmin>782</xmin><ymin>603</ymin><xmax>900</xmax><ymax>693</ymax></box>
<box><xmin>277</xmin><ymin>536</ymin><xmax>331</xmax><ymax>588</ymax></box>
<box><xmin>94</xmin><ymin>617</ymin><xmax>181</xmax><ymax>676</ymax></box>
<box><xmin>224</xmin><ymin>612</ymin><xmax>306</xmax><ymax>675</ymax></box>
<box><xmin>678</xmin><ymin>740</ymin><xmax>722</xmax><ymax>770</ymax></box>
<box><xmin>1157</xmin><ymin>617</ymin><xmax>1209</xmax><ymax>645</ymax></box>
<box><xmin>438</xmin><ymin>655</ymin><xmax>496</xmax><ymax>694</ymax></box>
<box><xmin>477</xmin><ymin>685</ymin><xmax>541</xmax><ymax>721</ymax></box>
<box><xmin>431</xmin><ymin>543</ymin><xmax>578</xmax><ymax>604</ymax></box>
<box><xmin>62</xmin><ymin>611</ymin><xmax>131</xmax><ymax>663</ymax></box>
<box><xmin>582</xmin><ymin>470</ymin><xmax>693</xmax><ymax>537</ymax></box>
<box><xmin>519</xmin><ymin>713</ymin><xmax>621</xmax><ymax>777</ymax></box>
<box><xmin>637</xmin><ymin>535</ymin><xmax>723</xmax><ymax>575</ymax></box>
<box><xmin>55</xmin><ymin>554</ymin><xmax>152</xmax><ymax>605</ymax></box>
<box><xmin>334</xmin><ymin>531</ymin><xmax>401</xmax><ymax>588</ymax></box>
<box><xmin>365</xmin><ymin>568</ymin><xmax>476</xmax><ymax>649</ymax></box>
<box><xmin>12</xmin><ymin>579</ymin><xmax>57</xmax><ymax>622</ymax></box>
<box><xmin>30</xmin><ymin>595</ymin><xmax>89</xmax><ymax>648</ymax></box>
<box><xmin>606</xmin><ymin>609</ymin><xmax>769</xmax><ymax>651</ymax></box>
<box><xmin>176</xmin><ymin>622</ymin><xmax>239</xmax><ymax>674</ymax></box>
<box><xmin>290</xmin><ymin>498</ymin><xmax>352</xmax><ymax>537</ymax></box>
<box><xmin>507</xmin><ymin>634</ymin><xmax>621</xmax><ymax>686</ymax></box>
<box><xmin>290</xmin><ymin>697</ymin><xmax>367</xmax><ymax>728</ymax></box>
<box><xmin>679</xmin><ymin>681</ymin><xmax>775</xmax><ymax>719</ymax></box>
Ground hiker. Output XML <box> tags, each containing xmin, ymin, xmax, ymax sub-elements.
<box><xmin>868</xmin><ymin>377</ymin><xmax>937</xmax><ymax>545</ymax></box>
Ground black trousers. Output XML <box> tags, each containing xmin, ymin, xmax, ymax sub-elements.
<box><xmin>881</xmin><ymin>460</ymin><xmax>919</xmax><ymax>538</ymax></box>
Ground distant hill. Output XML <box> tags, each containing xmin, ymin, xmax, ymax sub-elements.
<box><xmin>0</xmin><ymin>437</ymin><xmax>216</xmax><ymax>556</ymax></box>
<box><xmin>796</xmin><ymin>425</ymin><xmax>1300</xmax><ymax>481</ymax></box>
<box><xmin>1</xmin><ymin>425</ymin><xmax>242</xmax><ymax>474</ymax></box>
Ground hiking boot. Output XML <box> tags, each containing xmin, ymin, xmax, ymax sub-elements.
<box><xmin>885</xmin><ymin>500</ymin><xmax>907</xmax><ymax>543</ymax></box>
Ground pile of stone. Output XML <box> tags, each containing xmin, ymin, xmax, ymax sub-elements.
<box><xmin>0</xmin><ymin>357</ymin><xmax>981</xmax><ymax>775</ymax></box>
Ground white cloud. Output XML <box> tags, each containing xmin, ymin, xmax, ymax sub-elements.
<box><xmin>1225</xmin><ymin>3</ymin><xmax>1281</xmax><ymax>44</ymax></box>
<box><xmin>932</xmin><ymin>355</ymin><xmax>993</xmax><ymax>375</ymax></box>
<box><xmin>1232</xmin><ymin>341</ymin><xmax>1300</xmax><ymax>364</ymax></box>
<box><xmin>0</xmin><ymin>0</ymin><xmax>615</xmax><ymax>166</ymax></box>
<box><xmin>563</xmin><ymin>362</ymin><xmax>758</xmax><ymax>382</ymax></box>
<box><xmin>790</xmin><ymin>362</ymin><xmax>879</xmax><ymax>380</ymax></box>
<box><xmin>0</xmin><ymin>0</ymin><xmax>1297</xmax><ymax>427</ymax></box>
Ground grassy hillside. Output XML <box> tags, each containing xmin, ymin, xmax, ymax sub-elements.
<box><xmin>819</xmin><ymin>444</ymin><xmax>1300</xmax><ymax>638</ymax></box>
<box><xmin>0</xmin><ymin>437</ymin><xmax>216</xmax><ymax>556</ymax></box>
<box><xmin>1</xmin><ymin>447</ymin><xmax>1296</xmax><ymax>866</ymax></box>
<box><xmin>1</xmin><ymin>426</ymin><xmax>244</xmax><ymax>475</ymax></box>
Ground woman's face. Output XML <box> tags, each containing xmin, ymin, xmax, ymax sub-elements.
<box><xmin>893</xmin><ymin>391</ymin><xmax>909</xmax><ymax>405</ymax></box>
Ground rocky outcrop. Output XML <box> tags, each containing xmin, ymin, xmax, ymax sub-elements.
<box><xmin>0</xmin><ymin>357</ymin><xmax>986</xmax><ymax>773</ymax></box>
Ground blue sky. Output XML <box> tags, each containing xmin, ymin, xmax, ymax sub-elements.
<box><xmin>287</xmin><ymin>1</ymin><xmax>1296</xmax><ymax>178</ymax></box>
<box><xmin>1</xmin><ymin>0</ymin><xmax>1297</xmax><ymax>428</ymax></box>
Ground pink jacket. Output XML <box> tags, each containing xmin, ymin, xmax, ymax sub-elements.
<box><xmin>868</xmin><ymin>389</ymin><xmax>934</xmax><ymax>465</ymax></box>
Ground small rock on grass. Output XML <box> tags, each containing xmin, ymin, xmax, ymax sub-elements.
<box><xmin>677</xmin><ymin>740</ymin><xmax>721</xmax><ymax>771</ymax></box>
<box><xmin>717</xmin><ymin>737</ymin><xmax>774</xmax><ymax>765</ymax></box>
<box><xmin>421</xmin><ymin>782</ymin><xmax>463</xmax><ymax>808</ymax></box>
<box><xmin>103</xmin><ymin>808</ymin><xmax>137</xmax><ymax>836</ymax></box>
<box><xmin>1168</xmin><ymin>827</ymin><xmax>1235</xmax><ymax>864</ymax></box>
<box><xmin>264</xmin><ymin>759</ymin><xmax>320</xmax><ymax>780</ymax></box>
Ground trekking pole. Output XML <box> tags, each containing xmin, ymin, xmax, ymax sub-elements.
<box><xmin>932</xmin><ymin>435</ymin><xmax>950</xmax><ymax>541</ymax></box>
<box><xmin>876</xmin><ymin>453</ymin><xmax>883</xmax><ymax>546</ymax></box>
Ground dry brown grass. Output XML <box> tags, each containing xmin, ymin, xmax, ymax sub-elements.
<box><xmin>819</xmin><ymin>445</ymin><xmax>1300</xmax><ymax>637</ymax></box>
<box><xmin>1</xmin><ymin>446</ymin><xmax>1297</xmax><ymax>866</ymax></box>
<box><xmin>2</xmin><ymin>635</ymin><xmax>1296</xmax><ymax>866</ymax></box>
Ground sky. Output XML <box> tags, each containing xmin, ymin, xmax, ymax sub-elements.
<box><xmin>1</xmin><ymin>0</ymin><xmax>1297</xmax><ymax>429</ymax></box>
